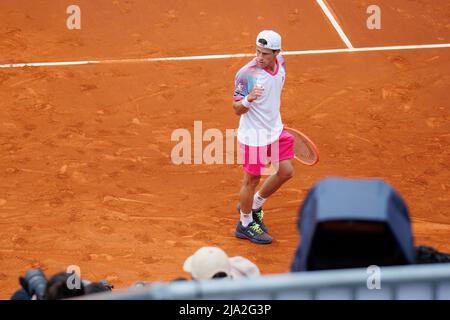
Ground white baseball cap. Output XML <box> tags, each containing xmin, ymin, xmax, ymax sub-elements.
<box><xmin>183</xmin><ymin>247</ymin><xmax>261</xmax><ymax>280</ymax></box>
<box><xmin>183</xmin><ymin>247</ymin><xmax>232</xmax><ymax>280</ymax></box>
<box><xmin>256</xmin><ymin>30</ymin><xmax>282</xmax><ymax>50</ymax></box>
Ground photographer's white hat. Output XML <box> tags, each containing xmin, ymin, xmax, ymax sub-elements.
<box><xmin>183</xmin><ymin>247</ymin><xmax>232</xmax><ymax>280</ymax></box>
<box><xmin>256</xmin><ymin>30</ymin><xmax>282</xmax><ymax>50</ymax></box>
<box><xmin>183</xmin><ymin>247</ymin><xmax>261</xmax><ymax>280</ymax></box>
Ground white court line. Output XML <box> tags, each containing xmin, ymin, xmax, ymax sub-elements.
<box><xmin>283</xmin><ymin>43</ymin><xmax>450</xmax><ymax>55</ymax></box>
<box><xmin>0</xmin><ymin>43</ymin><xmax>449</xmax><ymax>69</ymax></box>
<box><xmin>0</xmin><ymin>60</ymin><xmax>99</xmax><ymax>68</ymax></box>
<box><xmin>316</xmin><ymin>0</ymin><xmax>354</xmax><ymax>49</ymax></box>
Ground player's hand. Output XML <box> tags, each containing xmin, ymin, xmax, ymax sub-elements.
<box><xmin>247</xmin><ymin>86</ymin><xmax>264</xmax><ymax>102</ymax></box>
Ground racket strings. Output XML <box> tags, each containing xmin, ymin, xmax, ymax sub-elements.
<box><xmin>296</xmin><ymin>137</ymin><xmax>317</xmax><ymax>162</ymax></box>
<box><xmin>283</xmin><ymin>127</ymin><xmax>319</xmax><ymax>165</ymax></box>
<box><xmin>289</xmin><ymin>130</ymin><xmax>319</xmax><ymax>165</ymax></box>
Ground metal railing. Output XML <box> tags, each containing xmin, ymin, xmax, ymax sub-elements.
<box><xmin>79</xmin><ymin>263</ymin><xmax>450</xmax><ymax>300</ymax></box>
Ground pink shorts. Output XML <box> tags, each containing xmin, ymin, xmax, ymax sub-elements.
<box><xmin>240</xmin><ymin>129</ymin><xmax>295</xmax><ymax>176</ymax></box>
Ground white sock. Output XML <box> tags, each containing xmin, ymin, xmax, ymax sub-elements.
<box><xmin>240</xmin><ymin>210</ymin><xmax>253</xmax><ymax>227</ymax></box>
<box><xmin>252</xmin><ymin>192</ymin><xmax>267</xmax><ymax>211</ymax></box>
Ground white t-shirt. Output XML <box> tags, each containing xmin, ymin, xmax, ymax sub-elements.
<box><xmin>233</xmin><ymin>55</ymin><xmax>286</xmax><ymax>147</ymax></box>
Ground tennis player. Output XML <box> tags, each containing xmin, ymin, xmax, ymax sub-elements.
<box><xmin>232</xmin><ymin>30</ymin><xmax>295</xmax><ymax>244</ymax></box>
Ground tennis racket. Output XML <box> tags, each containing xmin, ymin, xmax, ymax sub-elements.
<box><xmin>284</xmin><ymin>126</ymin><xmax>320</xmax><ymax>166</ymax></box>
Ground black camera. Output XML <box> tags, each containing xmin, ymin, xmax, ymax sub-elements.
<box><xmin>82</xmin><ymin>279</ymin><xmax>114</xmax><ymax>294</ymax></box>
<box><xmin>97</xmin><ymin>280</ymin><xmax>114</xmax><ymax>291</ymax></box>
<box><xmin>15</xmin><ymin>269</ymin><xmax>114</xmax><ymax>299</ymax></box>
<box><xmin>19</xmin><ymin>268</ymin><xmax>48</xmax><ymax>300</ymax></box>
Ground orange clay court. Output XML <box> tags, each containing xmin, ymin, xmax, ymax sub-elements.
<box><xmin>0</xmin><ymin>0</ymin><xmax>449</xmax><ymax>298</ymax></box>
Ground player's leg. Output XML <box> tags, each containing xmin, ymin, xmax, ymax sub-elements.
<box><xmin>239</xmin><ymin>171</ymin><xmax>260</xmax><ymax>216</ymax></box>
<box><xmin>253</xmin><ymin>129</ymin><xmax>295</xmax><ymax>208</ymax></box>
<box><xmin>235</xmin><ymin>144</ymin><xmax>272</xmax><ymax>244</ymax></box>
<box><xmin>248</xmin><ymin>159</ymin><xmax>294</xmax><ymax>233</ymax></box>
<box><xmin>258</xmin><ymin>159</ymin><xmax>294</xmax><ymax>199</ymax></box>
<box><xmin>237</xmin><ymin>167</ymin><xmax>269</xmax><ymax>233</ymax></box>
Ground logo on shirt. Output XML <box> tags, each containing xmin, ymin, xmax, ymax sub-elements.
<box><xmin>235</xmin><ymin>82</ymin><xmax>246</xmax><ymax>97</ymax></box>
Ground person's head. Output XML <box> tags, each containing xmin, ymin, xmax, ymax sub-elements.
<box><xmin>183</xmin><ymin>247</ymin><xmax>232</xmax><ymax>280</ymax></box>
<box><xmin>255</xmin><ymin>30</ymin><xmax>282</xmax><ymax>69</ymax></box>
<box><xmin>44</xmin><ymin>272</ymin><xmax>85</xmax><ymax>300</ymax></box>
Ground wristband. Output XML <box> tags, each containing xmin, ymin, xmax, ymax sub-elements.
<box><xmin>241</xmin><ymin>96</ymin><xmax>252</xmax><ymax>108</ymax></box>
